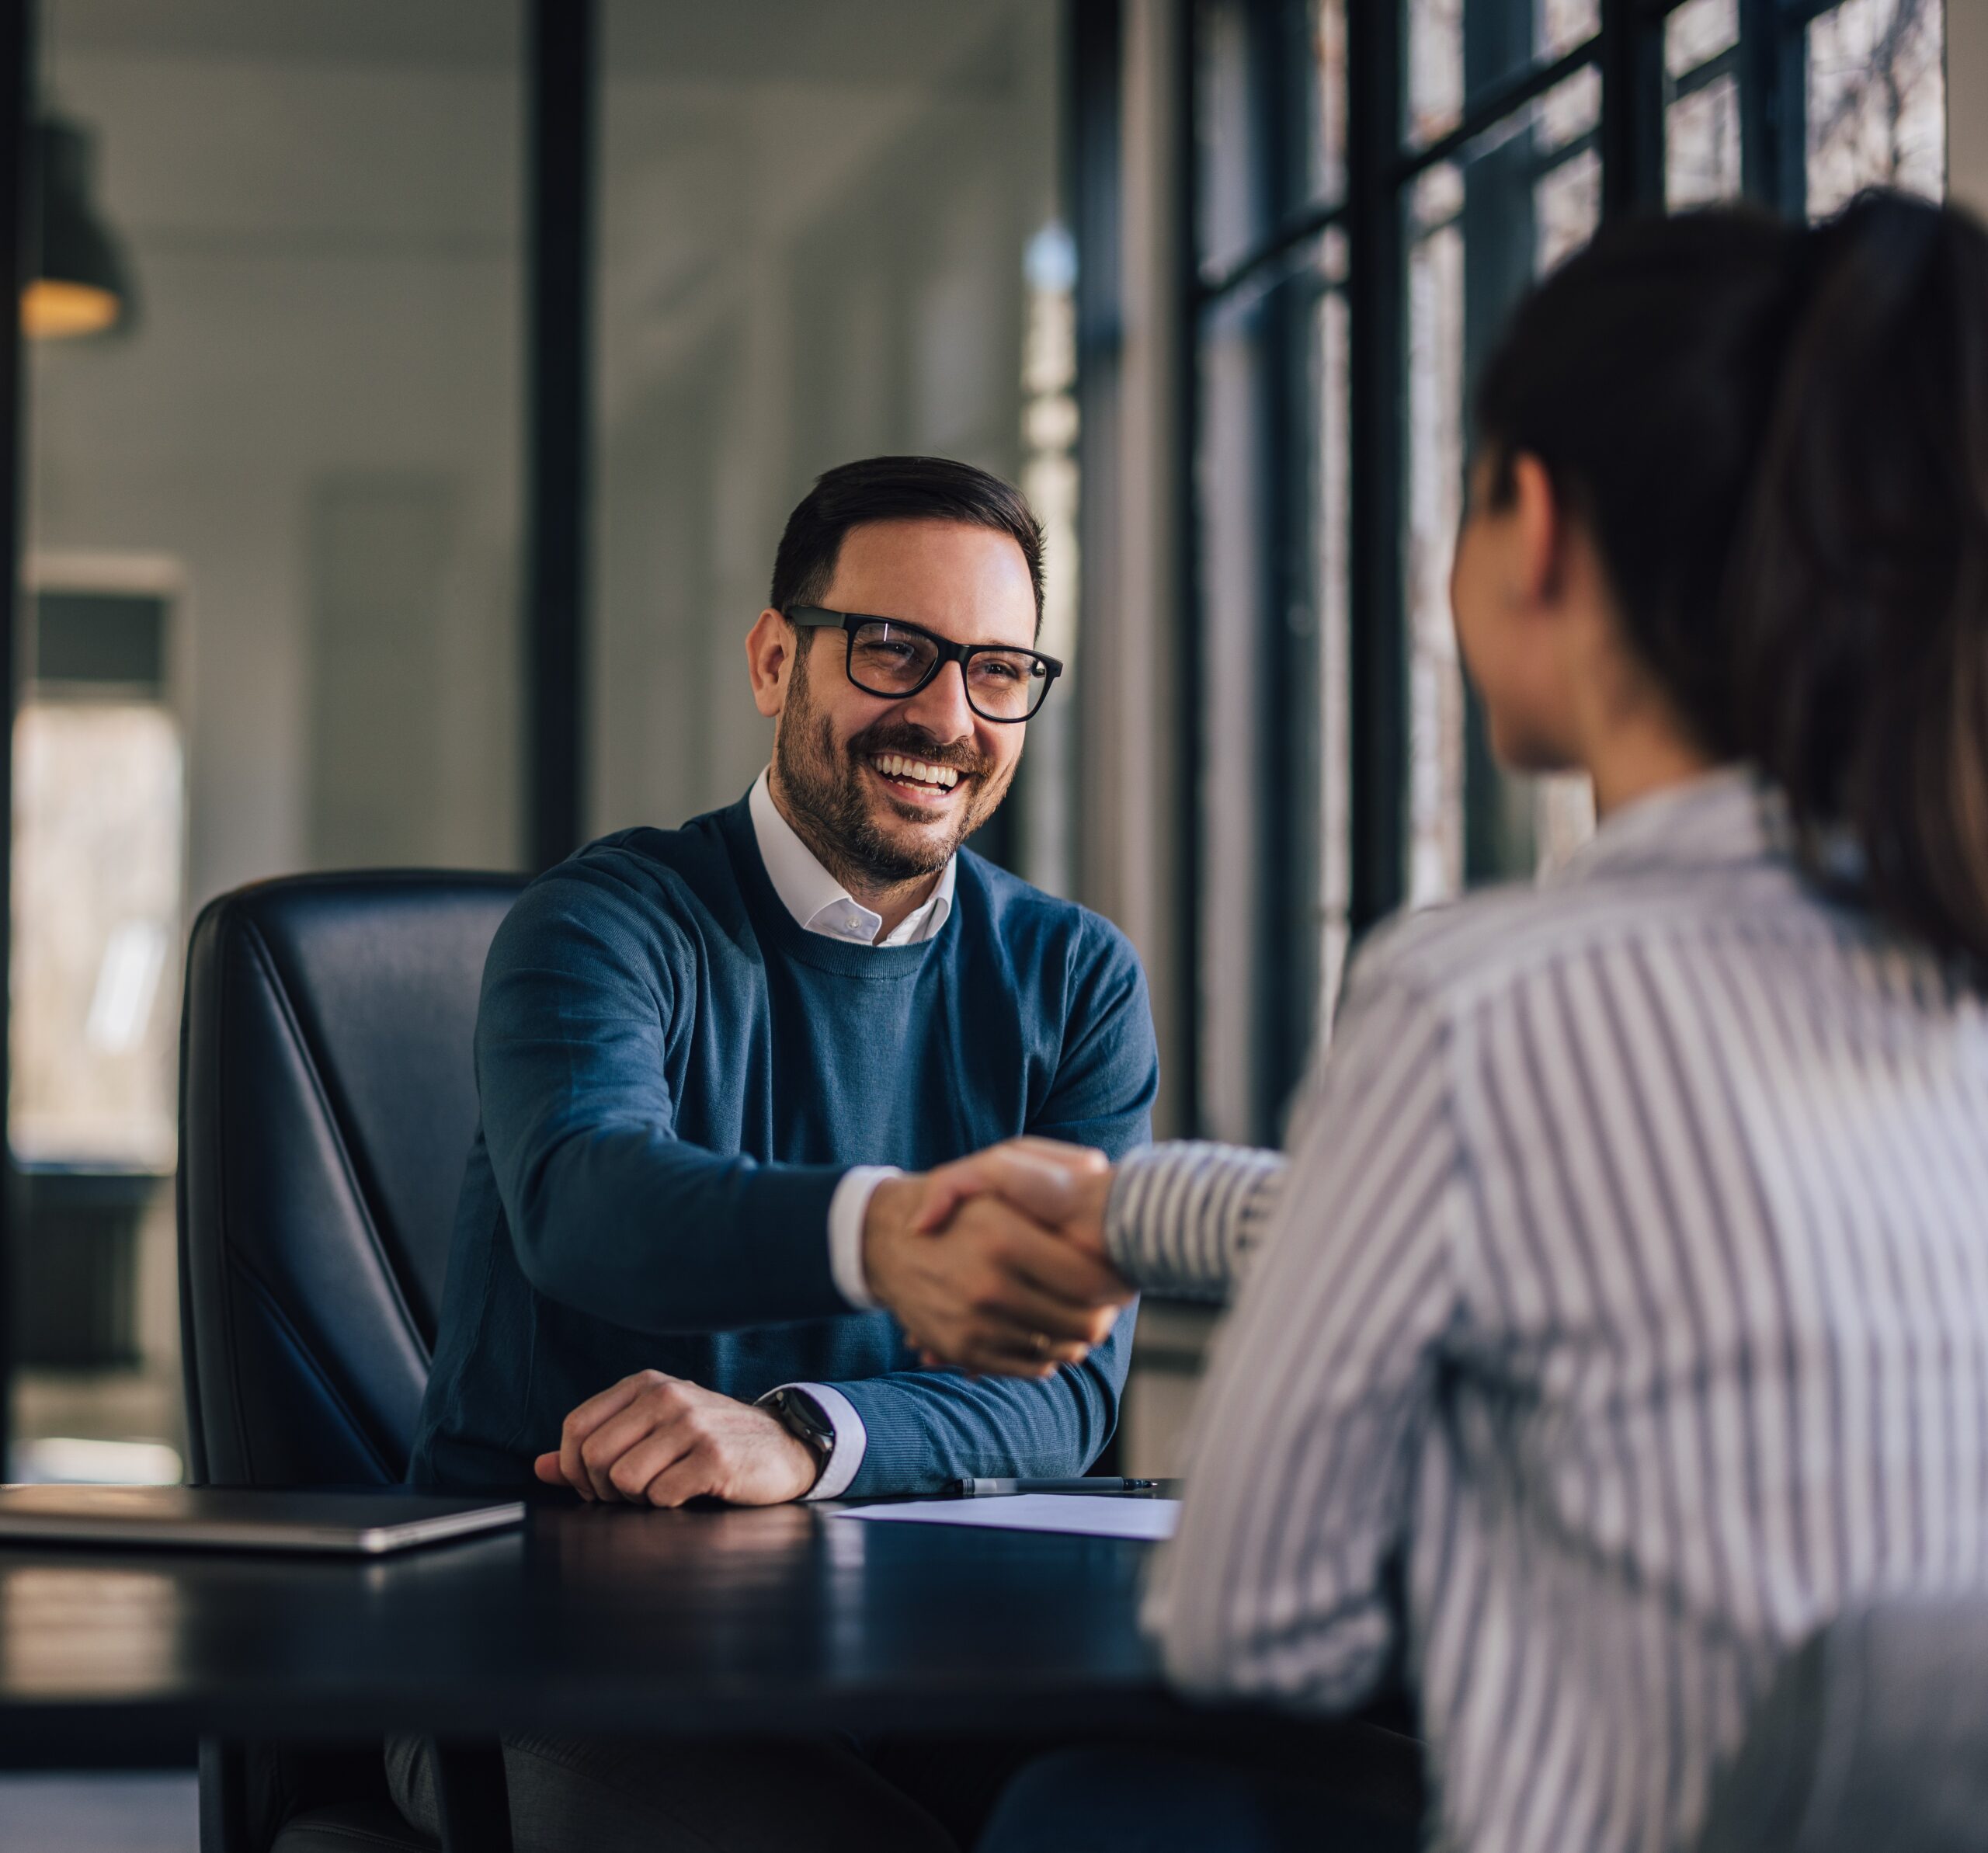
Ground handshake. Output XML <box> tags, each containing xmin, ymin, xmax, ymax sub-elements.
<box><xmin>530</xmin><ymin>1139</ymin><xmax>1131</xmax><ymax>1508</ymax></box>
<box><xmin>861</xmin><ymin>1136</ymin><xmax>1132</xmax><ymax>1378</ymax></box>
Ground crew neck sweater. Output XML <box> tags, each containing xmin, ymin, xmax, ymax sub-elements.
<box><xmin>409</xmin><ymin>791</ymin><xmax>1158</xmax><ymax>1497</ymax></box>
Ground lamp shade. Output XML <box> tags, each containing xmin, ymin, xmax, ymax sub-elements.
<box><xmin>23</xmin><ymin>116</ymin><xmax>133</xmax><ymax>339</ymax></box>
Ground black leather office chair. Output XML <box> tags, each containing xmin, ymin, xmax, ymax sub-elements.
<box><xmin>179</xmin><ymin>871</ymin><xmax>527</xmax><ymax>1853</ymax></box>
<box><xmin>1696</xmin><ymin>1594</ymin><xmax>1988</xmax><ymax>1853</ymax></box>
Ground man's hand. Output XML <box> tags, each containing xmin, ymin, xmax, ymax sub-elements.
<box><xmin>914</xmin><ymin>1137</ymin><xmax>1117</xmax><ymax>1265</ymax></box>
<box><xmin>533</xmin><ymin>1371</ymin><xmax>819</xmax><ymax>1507</ymax></box>
<box><xmin>907</xmin><ymin>1135</ymin><xmax>1110</xmax><ymax>1240</ymax></box>
<box><xmin>865</xmin><ymin>1140</ymin><xmax>1134</xmax><ymax>1377</ymax></box>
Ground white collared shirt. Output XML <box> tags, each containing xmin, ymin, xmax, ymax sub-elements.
<box><xmin>747</xmin><ymin>767</ymin><xmax>957</xmax><ymax>1500</ymax></box>
<box><xmin>749</xmin><ymin>768</ymin><xmax>956</xmax><ymax>947</ymax></box>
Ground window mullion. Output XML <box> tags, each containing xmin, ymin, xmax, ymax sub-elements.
<box><xmin>1601</xmin><ymin>0</ymin><xmax>1668</xmax><ymax>218</ymax></box>
<box><xmin>1344</xmin><ymin>0</ymin><xmax>1408</xmax><ymax>937</ymax></box>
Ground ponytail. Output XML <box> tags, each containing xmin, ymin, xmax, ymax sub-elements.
<box><xmin>1475</xmin><ymin>190</ymin><xmax>1988</xmax><ymax>971</ymax></box>
<box><xmin>1727</xmin><ymin>192</ymin><xmax>1988</xmax><ymax>971</ymax></box>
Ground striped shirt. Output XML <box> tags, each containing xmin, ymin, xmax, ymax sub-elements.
<box><xmin>1107</xmin><ymin>768</ymin><xmax>1988</xmax><ymax>1853</ymax></box>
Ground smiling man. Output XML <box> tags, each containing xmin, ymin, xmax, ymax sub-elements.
<box><xmin>394</xmin><ymin>457</ymin><xmax>1154</xmax><ymax>1851</ymax></box>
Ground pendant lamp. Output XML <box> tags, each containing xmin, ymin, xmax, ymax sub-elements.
<box><xmin>23</xmin><ymin>116</ymin><xmax>133</xmax><ymax>339</ymax></box>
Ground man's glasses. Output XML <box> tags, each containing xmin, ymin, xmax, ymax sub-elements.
<box><xmin>785</xmin><ymin>606</ymin><xmax>1062</xmax><ymax>724</ymax></box>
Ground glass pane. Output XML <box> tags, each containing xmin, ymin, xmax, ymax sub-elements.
<box><xmin>1806</xmin><ymin>0</ymin><xmax>1945</xmax><ymax>219</ymax></box>
<box><xmin>12</xmin><ymin>701</ymin><xmax>182</xmax><ymax>1170</ymax></box>
<box><xmin>1407</xmin><ymin>0</ymin><xmax>1600</xmax><ymax>151</ymax></box>
<box><xmin>1197</xmin><ymin>235</ymin><xmax>1345</xmax><ymax>1139</ymax></box>
<box><xmin>1404</xmin><ymin>68</ymin><xmax>1600</xmax><ymax>906</ymax></box>
<box><xmin>33</xmin><ymin>3</ymin><xmax>524</xmax><ymax>888</ymax></box>
<box><xmin>1200</xmin><ymin>0</ymin><xmax>1347</xmax><ymax>282</ymax></box>
<box><xmin>1314</xmin><ymin>0</ymin><xmax>1349</xmax><ymax>210</ymax></box>
<box><xmin>592</xmin><ymin>3</ymin><xmax>1064</xmax><ymax>850</ymax></box>
<box><xmin>1200</xmin><ymin>0</ymin><xmax>1266</xmax><ymax>286</ymax></box>
<box><xmin>1406</xmin><ymin>169</ymin><xmax>1467</xmax><ymax>906</ymax></box>
<box><xmin>1667</xmin><ymin>0</ymin><xmax>1739</xmax><ymax>74</ymax></box>
<box><xmin>23</xmin><ymin>0</ymin><xmax>524</xmax><ymax>1483</ymax></box>
<box><xmin>1200</xmin><ymin>280</ymin><xmax>1269</xmax><ymax>1139</ymax></box>
<box><xmin>1665</xmin><ymin>0</ymin><xmax>1742</xmax><ymax>208</ymax></box>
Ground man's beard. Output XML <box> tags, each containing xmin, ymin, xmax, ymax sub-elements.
<box><xmin>773</xmin><ymin>644</ymin><xmax>1010</xmax><ymax>888</ymax></box>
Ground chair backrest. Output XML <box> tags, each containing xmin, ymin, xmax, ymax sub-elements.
<box><xmin>1697</xmin><ymin>1594</ymin><xmax>1988</xmax><ymax>1853</ymax></box>
<box><xmin>177</xmin><ymin>871</ymin><xmax>526</xmax><ymax>1487</ymax></box>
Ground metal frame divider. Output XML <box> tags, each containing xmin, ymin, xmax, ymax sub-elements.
<box><xmin>525</xmin><ymin>0</ymin><xmax>596</xmax><ymax>873</ymax></box>
<box><xmin>1601</xmin><ymin>0</ymin><xmax>1669</xmax><ymax>218</ymax></box>
<box><xmin>1072</xmin><ymin>0</ymin><xmax>1124</xmax><ymax>975</ymax></box>
<box><xmin>1170</xmin><ymin>0</ymin><xmax>1204</xmax><ymax>1138</ymax></box>
<box><xmin>0</xmin><ymin>0</ymin><xmax>26</xmax><ymax>1479</ymax></box>
<box><xmin>1343</xmin><ymin>0</ymin><xmax>1408</xmax><ymax>943</ymax></box>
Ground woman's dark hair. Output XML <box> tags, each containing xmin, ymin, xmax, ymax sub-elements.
<box><xmin>770</xmin><ymin>455</ymin><xmax>1045</xmax><ymax>634</ymax></box>
<box><xmin>1475</xmin><ymin>189</ymin><xmax>1988</xmax><ymax>970</ymax></box>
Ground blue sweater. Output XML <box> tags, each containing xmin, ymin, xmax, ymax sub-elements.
<box><xmin>409</xmin><ymin>792</ymin><xmax>1158</xmax><ymax>1496</ymax></box>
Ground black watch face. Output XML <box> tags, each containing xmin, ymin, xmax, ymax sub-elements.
<box><xmin>774</xmin><ymin>1391</ymin><xmax>832</xmax><ymax>1451</ymax></box>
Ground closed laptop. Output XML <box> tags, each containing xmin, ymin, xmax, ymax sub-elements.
<box><xmin>0</xmin><ymin>1485</ymin><xmax>526</xmax><ymax>1555</ymax></box>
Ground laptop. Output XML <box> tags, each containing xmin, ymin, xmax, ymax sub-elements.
<box><xmin>0</xmin><ymin>1485</ymin><xmax>527</xmax><ymax>1556</ymax></box>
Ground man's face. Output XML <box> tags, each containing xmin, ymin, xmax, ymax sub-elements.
<box><xmin>767</xmin><ymin>520</ymin><xmax>1037</xmax><ymax>885</ymax></box>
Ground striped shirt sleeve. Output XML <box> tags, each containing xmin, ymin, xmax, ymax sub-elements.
<box><xmin>1141</xmin><ymin>968</ymin><xmax>1462</xmax><ymax>1709</ymax></box>
<box><xmin>1103</xmin><ymin>1142</ymin><xmax>1288</xmax><ymax>1299</ymax></box>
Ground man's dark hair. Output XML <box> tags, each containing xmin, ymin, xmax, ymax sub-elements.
<box><xmin>770</xmin><ymin>456</ymin><xmax>1045</xmax><ymax>635</ymax></box>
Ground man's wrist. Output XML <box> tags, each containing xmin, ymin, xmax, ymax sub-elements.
<box><xmin>828</xmin><ymin>1166</ymin><xmax>902</xmax><ymax>1310</ymax></box>
<box><xmin>758</xmin><ymin>1382</ymin><xmax>867</xmax><ymax>1501</ymax></box>
<box><xmin>759</xmin><ymin>1386</ymin><xmax>833</xmax><ymax>1492</ymax></box>
<box><xmin>856</xmin><ymin>1171</ymin><xmax>921</xmax><ymax>1309</ymax></box>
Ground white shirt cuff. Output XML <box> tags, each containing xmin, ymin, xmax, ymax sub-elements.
<box><xmin>766</xmin><ymin>1381</ymin><xmax>868</xmax><ymax>1503</ymax></box>
<box><xmin>827</xmin><ymin>1166</ymin><xmax>900</xmax><ymax>1311</ymax></box>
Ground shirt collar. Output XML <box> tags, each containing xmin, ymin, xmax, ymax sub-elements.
<box><xmin>749</xmin><ymin>768</ymin><xmax>956</xmax><ymax>947</ymax></box>
<box><xmin>1545</xmin><ymin>764</ymin><xmax>1787</xmax><ymax>890</ymax></box>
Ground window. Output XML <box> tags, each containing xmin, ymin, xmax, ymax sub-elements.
<box><xmin>12</xmin><ymin>577</ymin><xmax>182</xmax><ymax>1173</ymax></box>
<box><xmin>1406</xmin><ymin>63</ymin><xmax>1601</xmax><ymax>911</ymax></box>
<box><xmin>1805</xmin><ymin>0</ymin><xmax>1944</xmax><ymax>216</ymax></box>
<box><xmin>1193</xmin><ymin>0</ymin><xmax>1348</xmax><ymax>1144</ymax></box>
<box><xmin>1183</xmin><ymin>0</ymin><xmax>1948</xmax><ymax>1143</ymax></box>
<box><xmin>1667</xmin><ymin>0</ymin><xmax>1743</xmax><ymax>207</ymax></box>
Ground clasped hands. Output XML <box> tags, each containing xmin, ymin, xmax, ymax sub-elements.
<box><xmin>861</xmin><ymin>1135</ymin><xmax>1126</xmax><ymax>1375</ymax></box>
<box><xmin>532</xmin><ymin>1139</ymin><xmax>1127</xmax><ymax>1507</ymax></box>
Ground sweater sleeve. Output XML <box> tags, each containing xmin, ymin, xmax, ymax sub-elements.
<box><xmin>822</xmin><ymin>916</ymin><xmax>1160</xmax><ymax>1494</ymax></box>
<box><xmin>478</xmin><ymin>866</ymin><xmax>849</xmax><ymax>1333</ymax></box>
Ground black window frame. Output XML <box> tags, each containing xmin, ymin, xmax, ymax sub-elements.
<box><xmin>1174</xmin><ymin>0</ymin><xmax>1940</xmax><ymax>1145</ymax></box>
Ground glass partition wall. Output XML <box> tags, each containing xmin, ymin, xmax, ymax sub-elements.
<box><xmin>11</xmin><ymin>0</ymin><xmax>526</xmax><ymax>1479</ymax></box>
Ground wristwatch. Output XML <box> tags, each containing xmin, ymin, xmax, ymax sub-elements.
<box><xmin>759</xmin><ymin>1387</ymin><xmax>836</xmax><ymax>1490</ymax></box>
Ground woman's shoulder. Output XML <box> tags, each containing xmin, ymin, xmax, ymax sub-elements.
<box><xmin>1344</xmin><ymin>864</ymin><xmax>1806</xmax><ymax>1021</ymax></box>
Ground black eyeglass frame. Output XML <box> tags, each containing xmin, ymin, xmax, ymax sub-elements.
<box><xmin>784</xmin><ymin>604</ymin><xmax>1063</xmax><ymax>723</ymax></box>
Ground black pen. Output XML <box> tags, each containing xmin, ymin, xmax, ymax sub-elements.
<box><xmin>951</xmin><ymin>1476</ymin><xmax>1158</xmax><ymax>1497</ymax></box>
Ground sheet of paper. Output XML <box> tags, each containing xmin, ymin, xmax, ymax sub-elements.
<box><xmin>832</xmin><ymin>1493</ymin><xmax>1180</xmax><ymax>1542</ymax></box>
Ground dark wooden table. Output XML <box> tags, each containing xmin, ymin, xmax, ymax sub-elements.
<box><xmin>0</xmin><ymin>1498</ymin><xmax>1197</xmax><ymax>1757</ymax></box>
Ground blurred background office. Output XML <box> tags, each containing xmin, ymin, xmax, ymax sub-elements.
<box><xmin>0</xmin><ymin>0</ymin><xmax>1970</xmax><ymax>1514</ymax></box>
